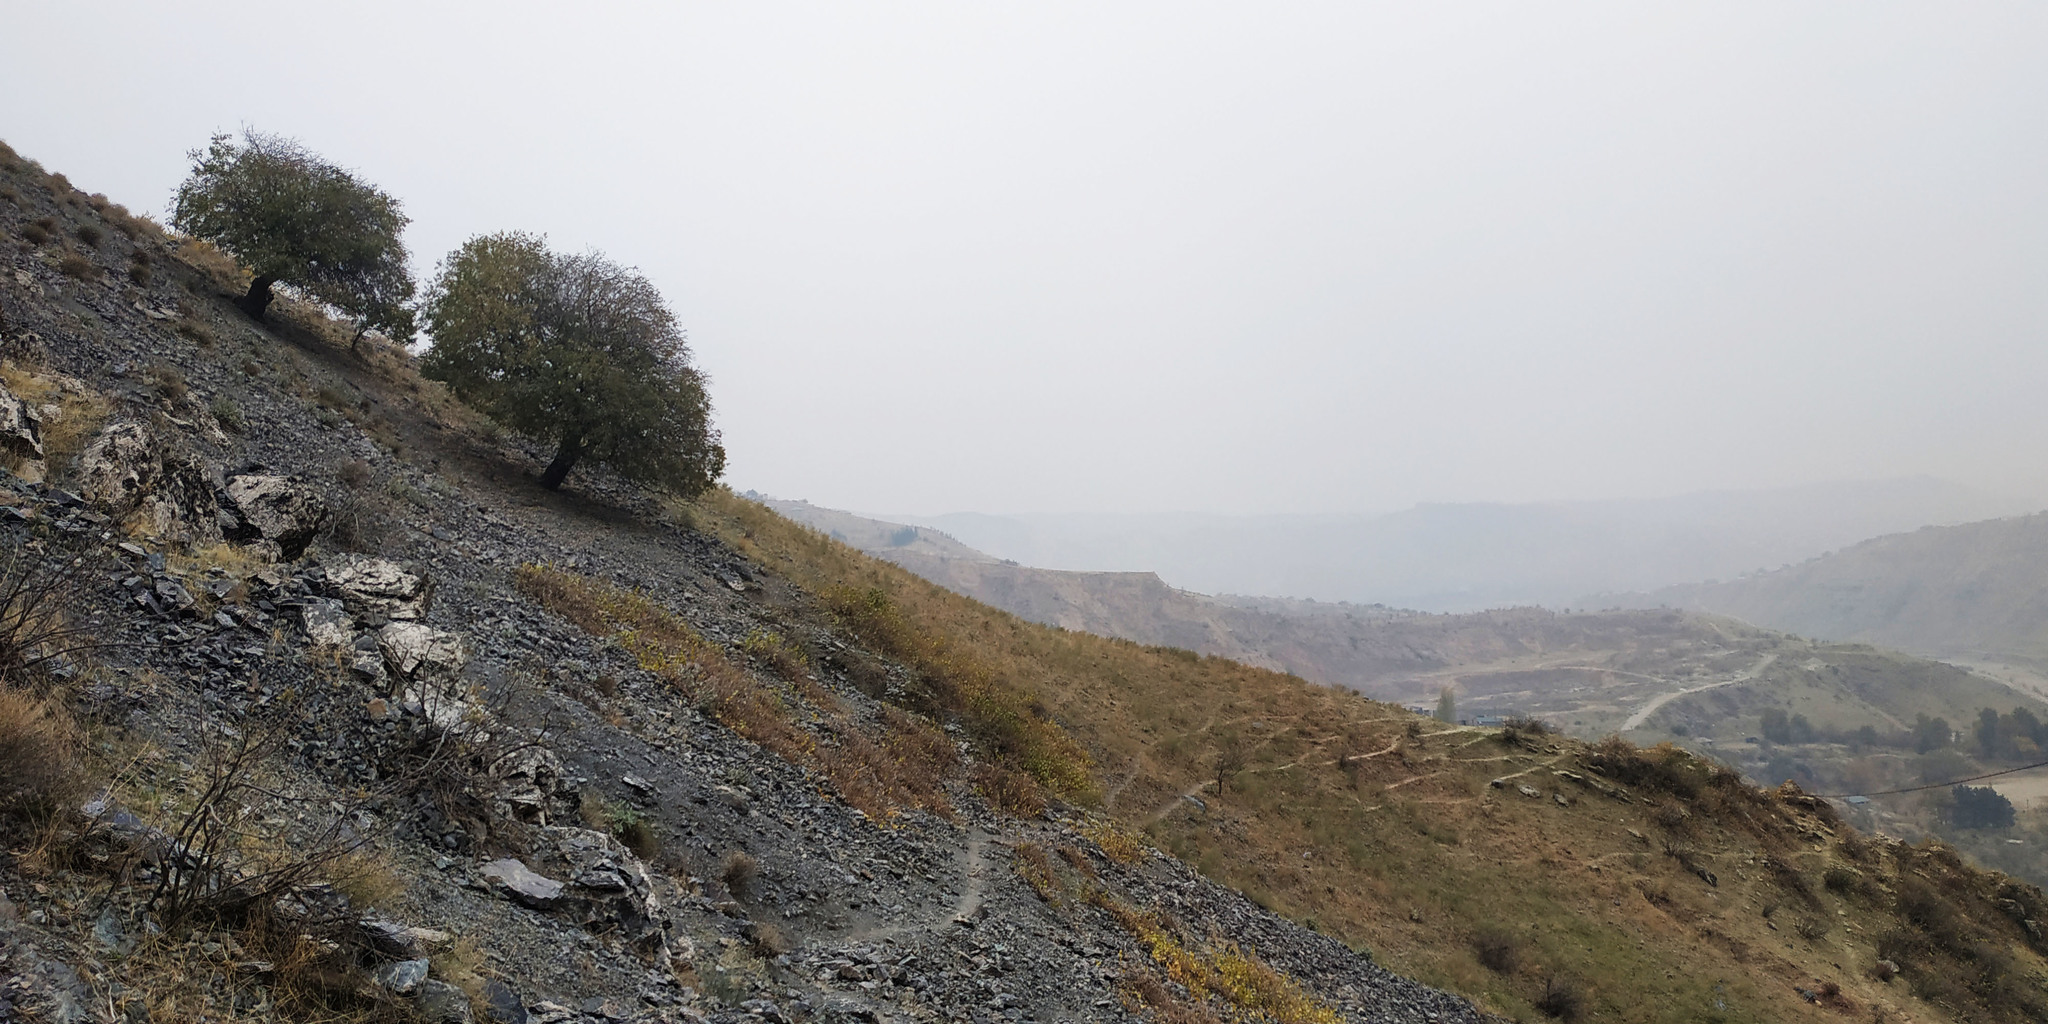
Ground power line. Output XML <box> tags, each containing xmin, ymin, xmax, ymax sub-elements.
<box><xmin>1811</xmin><ymin>756</ymin><xmax>2048</xmax><ymax>799</ymax></box>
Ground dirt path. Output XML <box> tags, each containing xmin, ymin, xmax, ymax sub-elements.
<box><xmin>1619</xmin><ymin>653</ymin><xmax>1776</xmax><ymax>731</ymax></box>
<box><xmin>847</xmin><ymin>829</ymin><xmax>995</xmax><ymax>943</ymax></box>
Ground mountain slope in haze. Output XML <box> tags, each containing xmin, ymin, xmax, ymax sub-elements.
<box><xmin>769</xmin><ymin>500</ymin><xmax>2044</xmax><ymax>739</ymax></box>
<box><xmin>1614</xmin><ymin>512</ymin><xmax>2048</xmax><ymax>672</ymax></box>
<box><xmin>731</xmin><ymin>498</ymin><xmax>2048</xmax><ymax>1024</ymax></box>
<box><xmin>8</xmin><ymin>138</ymin><xmax>2045</xmax><ymax>1024</ymax></box>
<box><xmin>888</xmin><ymin>479</ymin><xmax>2022</xmax><ymax>611</ymax></box>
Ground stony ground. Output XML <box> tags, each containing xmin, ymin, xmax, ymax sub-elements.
<box><xmin>0</xmin><ymin>158</ymin><xmax>1503</xmax><ymax>1024</ymax></box>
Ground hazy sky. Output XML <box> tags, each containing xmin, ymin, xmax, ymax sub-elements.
<box><xmin>5</xmin><ymin>3</ymin><xmax>2046</xmax><ymax>515</ymax></box>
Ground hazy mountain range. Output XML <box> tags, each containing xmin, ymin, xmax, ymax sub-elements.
<box><xmin>1612</xmin><ymin>510</ymin><xmax>2048</xmax><ymax>673</ymax></box>
<box><xmin>859</xmin><ymin>477</ymin><xmax>2026</xmax><ymax>611</ymax></box>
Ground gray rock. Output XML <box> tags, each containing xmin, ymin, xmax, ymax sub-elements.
<box><xmin>374</xmin><ymin>958</ymin><xmax>430</xmax><ymax>996</ymax></box>
<box><xmin>361</xmin><ymin>918</ymin><xmax>455</xmax><ymax>958</ymax></box>
<box><xmin>297</xmin><ymin>598</ymin><xmax>354</xmax><ymax>647</ymax></box>
<box><xmin>153</xmin><ymin>579</ymin><xmax>194</xmax><ymax>614</ymax></box>
<box><xmin>490</xmin><ymin>746</ymin><xmax>572</xmax><ymax>824</ymax></box>
<box><xmin>76</xmin><ymin>421</ymin><xmax>221</xmax><ymax>542</ymax></box>
<box><xmin>529</xmin><ymin>826</ymin><xmax>669</xmax><ymax>953</ymax></box>
<box><xmin>482</xmin><ymin>980</ymin><xmax>528</xmax><ymax>1024</ymax></box>
<box><xmin>417</xmin><ymin>979</ymin><xmax>475</xmax><ymax>1024</ymax></box>
<box><xmin>480</xmin><ymin>858</ymin><xmax>565</xmax><ymax>909</ymax></box>
<box><xmin>379</xmin><ymin>621</ymin><xmax>468</xmax><ymax>678</ymax></box>
<box><xmin>76</xmin><ymin>422</ymin><xmax>156</xmax><ymax>511</ymax></box>
<box><xmin>320</xmin><ymin>554</ymin><xmax>430</xmax><ymax>621</ymax></box>
<box><xmin>351</xmin><ymin>648</ymin><xmax>388</xmax><ymax>683</ymax></box>
<box><xmin>222</xmin><ymin>474</ymin><xmax>327</xmax><ymax>559</ymax></box>
<box><xmin>0</xmin><ymin>384</ymin><xmax>45</xmax><ymax>467</ymax></box>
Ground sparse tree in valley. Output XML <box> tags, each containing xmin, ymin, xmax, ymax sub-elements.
<box><xmin>171</xmin><ymin>131</ymin><xmax>415</xmax><ymax>339</ymax></box>
<box><xmin>421</xmin><ymin>232</ymin><xmax>724</xmax><ymax>493</ymax></box>
<box><xmin>1435</xmin><ymin>686</ymin><xmax>1457</xmax><ymax>724</ymax></box>
<box><xmin>1214</xmin><ymin>731</ymin><xmax>1251</xmax><ymax>796</ymax></box>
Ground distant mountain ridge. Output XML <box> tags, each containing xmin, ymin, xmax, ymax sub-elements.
<box><xmin>879</xmin><ymin>478</ymin><xmax>2022</xmax><ymax>611</ymax></box>
<box><xmin>765</xmin><ymin>497</ymin><xmax>2046</xmax><ymax>719</ymax></box>
<box><xmin>1610</xmin><ymin>511</ymin><xmax>2048</xmax><ymax>672</ymax></box>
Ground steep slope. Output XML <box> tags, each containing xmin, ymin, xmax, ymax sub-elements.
<box><xmin>4</xmin><ymin>141</ymin><xmax>2047</xmax><ymax>1024</ymax></box>
<box><xmin>0</xmin><ymin>142</ymin><xmax>1492</xmax><ymax>1024</ymax></box>
<box><xmin>719</xmin><ymin>498</ymin><xmax>2048</xmax><ymax>1024</ymax></box>
<box><xmin>1613</xmin><ymin>513</ymin><xmax>2048</xmax><ymax>673</ymax></box>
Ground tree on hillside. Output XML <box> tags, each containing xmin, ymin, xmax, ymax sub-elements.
<box><xmin>172</xmin><ymin>131</ymin><xmax>415</xmax><ymax>340</ymax></box>
<box><xmin>421</xmin><ymin>232</ymin><xmax>724</xmax><ymax>493</ymax></box>
<box><xmin>1213</xmin><ymin>731</ymin><xmax>1251</xmax><ymax>796</ymax></box>
<box><xmin>1950</xmin><ymin>784</ymin><xmax>2017</xmax><ymax>829</ymax></box>
<box><xmin>1434</xmin><ymin>686</ymin><xmax>1457</xmax><ymax>724</ymax></box>
<box><xmin>1914</xmin><ymin>714</ymin><xmax>1952</xmax><ymax>754</ymax></box>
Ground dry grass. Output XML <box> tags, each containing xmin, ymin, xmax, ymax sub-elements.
<box><xmin>171</xmin><ymin>236</ymin><xmax>249</xmax><ymax>293</ymax></box>
<box><xmin>1015</xmin><ymin>841</ymin><xmax>1064</xmax><ymax>903</ymax></box>
<box><xmin>683</xmin><ymin>490</ymin><xmax>2048</xmax><ymax>1024</ymax></box>
<box><xmin>1123</xmin><ymin>969</ymin><xmax>1225</xmax><ymax>1024</ymax></box>
<box><xmin>56</xmin><ymin>251</ymin><xmax>95</xmax><ymax>281</ymax></box>
<box><xmin>513</xmin><ymin>563</ymin><xmax>961</xmax><ymax>819</ymax></box>
<box><xmin>720</xmin><ymin>849</ymin><xmax>759</xmax><ymax>899</ymax></box>
<box><xmin>825</xmin><ymin>582</ymin><xmax>1093</xmax><ymax>799</ymax></box>
<box><xmin>146</xmin><ymin>363</ymin><xmax>188</xmax><ymax>402</ymax></box>
<box><xmin>1091</xmin><ymin>892</ymin><xmax>1343</xmax><ymax>1024</ymax></box>
<box><xmin>973</xmin><ymin>761</ymin><xmax>1046</xmax><ymax>817</ymax></box>
<box><xmin>0</xmin><ymin>362</ymin><xmax>111</xmax><ymax>477</ymax></box>
<box><xmin>0</xmin><ymin>684</ymin><xmax>84</xmax><ymax>819</ymax></box>
<box><xmin>1082</xmin><ymin>817</ymin><xmax>1150</xmax><ymax>864</ymax></box>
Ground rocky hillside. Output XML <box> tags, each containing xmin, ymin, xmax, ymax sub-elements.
<box><xmin>2</xmin><ymin>141</ymin><xmax>2047</xmax><ymax>1024</ymax></box>
<box><xmin>1610</xmin><ymin>513</ymin><xmax>2048</xmax><ymax>674</ymax></box>
<box><xmin>0</xmin><ymin>143</ymin><xmax>1494</xmax><ymax>1024</ymax></box>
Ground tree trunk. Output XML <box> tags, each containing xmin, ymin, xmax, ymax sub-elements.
<box><xmin>540</xmin><ymin>433</ymin><xmax>585</xmax><ymax>490</ymax></box>
<box><xmin>240</xmin><ymin>275</ymin><xmax>277</xmax><ymax>320</ymax></box>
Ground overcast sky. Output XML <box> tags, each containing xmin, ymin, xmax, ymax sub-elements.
<box><xmin>5</xmin><ymin>3</ymin><xmax>2046</xmax><ymax>515</ymax></box>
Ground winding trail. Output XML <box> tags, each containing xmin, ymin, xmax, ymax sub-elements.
<box><xmin>847</xmin><ymin>829</ymin><xmax>995</xmax><ymax>944</ymax></box>
<box><xmin>1620</xmin><ymin>653</ymin><xmax>1776</xmax><ymax>731</ymax></box>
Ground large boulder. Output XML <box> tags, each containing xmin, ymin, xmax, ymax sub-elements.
<box><xmin>377</xmin><ymin>622</ymin><xmax>468</xmax><ymax>678</ymax></box>
<box><xmin>76</xmin><ymin>421</ymin><xmax>221</xmax><ymax>544</ymax></box>
<box><xmin>296</xmin><ymin>598</ymin><xmax>354</xmax><ymax>647</ymax></box>
<box><xmin>316</xmin><ymin>555</ymin><xmax>429</xmax><ymax>621</ymax></box>
<box><xmin>529</xmin><ymin>827</ymin><xmax>671</xmax><ymax>955</ymax></box>
<box><xmin>77</xmin><ymin>422</ymin><xmax>154</xmax><ymax>510</ymax></box>
<box><xmin>221</xmin><ymin>474</ymin><xmax>327</xmax><ymax>559</ymax></box>
<box><xmin>480</xmin><ymin>858</ymin><xmax>564</xmax><ymax>909</ymax></box>
<box><xmin>0</xmin><ymin>384</ymin><xmax>45</xmax><ymax>475</ymax></box>
<box><xmin>488</xmin><ymin>746</ymin><xmax>576</xmax><ymax>825</ymax></box>
<box><xmin>377</xmin><ymin>621</ymin><xmax>473</xmax><ymax>729</ymax></box>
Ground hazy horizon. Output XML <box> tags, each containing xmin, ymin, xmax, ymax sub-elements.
<box><xmin>6</xmin><ymin>4</ymin><xmax>2047</xmax><ymax>515</ymax></box>
<box><xmin>770</xmin><ymin>475</ymin><xmax>2038</xmax><ymax>611</ymax></box>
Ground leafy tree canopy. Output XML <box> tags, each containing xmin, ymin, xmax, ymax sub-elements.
<box><xmin>421</xmin><ymin>232</ymin><xmax>724</xmax><ymax>494</ymax></box>
<box><xmin>172</xmin><ymin>130</ymin><xmax>415</xmax><ymax>341</ymax></box>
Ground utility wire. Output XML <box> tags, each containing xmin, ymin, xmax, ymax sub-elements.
<box><xmin>1810</xmin><ymin>756</ymin><xmax>2048</xmax><ymax>799</ymax></box>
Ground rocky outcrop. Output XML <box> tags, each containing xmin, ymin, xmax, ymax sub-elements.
<box><xmin>377</xmin><ymin>621</ymin><xmax>468</xmax><ymax>679</ymax></box>
<box><xmin>77</xmin><ymin>421</ymin><xmax>221</xmax><ymax>544</ymax></box>
<box><xmin>296</xmin><ymin>598</ymin><xmax>354</xmax><ymax>647</ymax></box>
<box><xmin>0</xmin><ymin>385</ymin><xmax>45</xmax><ymax>478</ymax></box>
<box><xmin>532</xmin><ymin>827</ymin><xmax>671</xmax><ymax>955</ymax></box>
<box><xmin>481</xmin><ymin>858</ymin><xmax>566</xmax><ymax>910</ymax></box>
<box><xmin>489</xmin><ymin>746</ymin><xmax>578</xmax><ymax>825</ymax></box>
<box><xmin>315</xmin><ymin>554</ymin><xmax>430</xmax><ymax>621</ymax></box>
<box><xmin>220</xmin><ymin>473</ymin><xmax>327</xmax><ymax>559</ymax></box>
